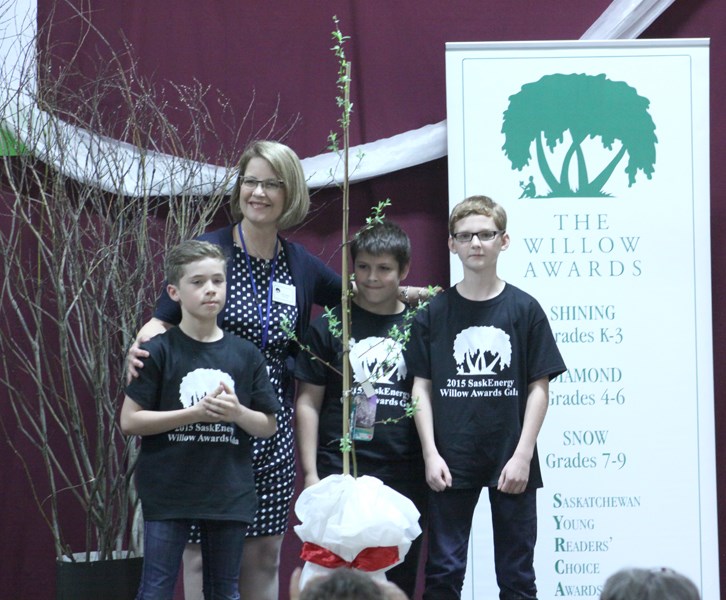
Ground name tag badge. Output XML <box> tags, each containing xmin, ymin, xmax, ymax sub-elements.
<box><xmin>272</xmin><ymin>281</ymin><xmax>296</xmax><ymax>306</ymax></box>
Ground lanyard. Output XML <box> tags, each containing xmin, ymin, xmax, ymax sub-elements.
<box><xmin>238</xmin><ymin>223</ymin><xmax>278</xmax><ymax>350</ymax></box>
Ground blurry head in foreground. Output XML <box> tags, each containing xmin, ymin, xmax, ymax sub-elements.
<box><xmin>296</xmin><ymin>567</ymin><xmax>409</xmax><ymax>600</ymax></box>
<box><xmin>600</xmin><ymin>567</ymin><xmax>700</xmax><ymax>600</ymax></box>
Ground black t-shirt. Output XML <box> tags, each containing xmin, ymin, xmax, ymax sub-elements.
<box><xmin>406</xmin><ymin>284</ymin><xmax>566</xmax><ymax>489</ymax></box>
<box><xmin>125</xmin><ymin>327</ymin><xmax>280</xmax><ymax>522</ymax></box>
<box><xmin>295</xmin><ymin>303</ymin><xmax>423</xmax><ymax>482</ymax></box>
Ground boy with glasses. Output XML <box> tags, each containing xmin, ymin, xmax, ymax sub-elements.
<box><xmin>406</xmin><ymin>196</ymin><xmax>566</xmax><ymax>599</ymax></box>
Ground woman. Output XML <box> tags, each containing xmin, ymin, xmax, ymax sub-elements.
<box><xmin>128</xmin><ymin>140</ymin><xmax>341</xmax><ymax>600</ymax></box>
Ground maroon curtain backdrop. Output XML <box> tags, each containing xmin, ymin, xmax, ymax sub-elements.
<box><xmin>1</xmin><ymin>1</ymin><xmax>724</xmax><ymax>598</ymax></box>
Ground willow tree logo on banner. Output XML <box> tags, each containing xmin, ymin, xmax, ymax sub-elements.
<box><xmin>501</xmin><ymin>73</ymin><xmax>657</xmax><ymax>198</ymax></box>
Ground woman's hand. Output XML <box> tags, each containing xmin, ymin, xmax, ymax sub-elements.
<box><xmin>126</xmin><ymin>340</ymin><xmax>150</xmax><ymax>384</ymax></box>
<box><xmin>125</xmin><ymin>318</ymin><xmax>172</xmax><ymax>383</ymax></box>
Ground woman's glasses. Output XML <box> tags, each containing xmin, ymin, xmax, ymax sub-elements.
<box><xmin>240</xmin><ymin>177</ymin><xmax>285</xmax><ymax>192</ymax></box>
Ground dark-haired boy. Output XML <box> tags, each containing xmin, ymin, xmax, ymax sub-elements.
<box><xmin>121</xmin><ymin>240</ymin><xmax>280</xmax><ymax>600</ymax></box>
<box><xmin>294</xmin><ymin>220</ymin><xmax>426</xmax><ymax>597</ymax></box>
<box><xmin>407</xmin><ymin>196</ymin><xmax>566</xmax><ymax>599</ymax></box>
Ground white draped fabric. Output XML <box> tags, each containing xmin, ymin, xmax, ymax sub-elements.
<box><xmin>0</xmin><ymin>0</ymin><xmax>676</xmax><ymax>195</ymax></box>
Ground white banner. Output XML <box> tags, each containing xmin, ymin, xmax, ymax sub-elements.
<box><xmin>445</xmin><ymin>39</ymin><xmax>717</xmax><ymax>599</ymax></box>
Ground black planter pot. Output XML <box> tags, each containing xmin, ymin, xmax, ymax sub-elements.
<box><xmin>56</xmin><ymin>554</ymin><xmax>143</xmax><ymax>600</ymax></box>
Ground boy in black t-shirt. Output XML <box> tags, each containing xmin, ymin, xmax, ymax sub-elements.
<box><xmin>407</xmin><ymin>196</ymin><xmax>566</xmax><ymax>600</ymax></box>
<box><xmin>121</xmin><ymin>240</ymin><xmax>279</xmax><ymax>600</ymax></box>
<box><xmin>294</xmin><ymin>220</ymin><xmax>426</xmax><ymax>597</ymax></box>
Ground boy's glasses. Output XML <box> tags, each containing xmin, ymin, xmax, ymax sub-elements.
<box><xmin>451</xmin><ymin>230</ymin><xmax>504</xmax><ymax>243</ymax></box>
<box><xmin>240</xmin><ymin>176</ymin><xmax>285</xmax><ymax>192</ymax></box>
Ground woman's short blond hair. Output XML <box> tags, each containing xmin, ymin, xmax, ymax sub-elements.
<box><xmin>230</xmin><ymin>140</ymin><xmax>310</xmax><ymax>230</ymax></box>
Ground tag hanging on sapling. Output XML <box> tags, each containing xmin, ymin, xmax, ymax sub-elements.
<box><xmin>351</xmin><ymin>380</ymin><xmax>377</xmax><ymax>441</ymax></box>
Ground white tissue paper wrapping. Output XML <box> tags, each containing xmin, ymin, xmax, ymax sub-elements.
<box><xmin>294</xmin><ymin>474</ymin><xmax>422</xmax><ymax>589</ymax></box>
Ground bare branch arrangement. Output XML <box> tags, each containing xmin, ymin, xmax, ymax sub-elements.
<box><xmin>0</xmin><ymin>3</ymin><xmax>268</xmax><ymax>562</ymax></box>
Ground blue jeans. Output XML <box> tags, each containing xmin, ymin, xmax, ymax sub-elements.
<box><xmin>424</xmin><ymin>487</ymin><xmax>538</xmax><ymax>600</ymax></box>
<box><xmin>136</xmin><ymin>519</ymin><xmax>248</xmax><ymax>600</ymax></box>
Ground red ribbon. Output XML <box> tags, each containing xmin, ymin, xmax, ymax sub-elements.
<box><xmin>300</xmin><ymin>541</ymin><xmax>400</xmax><ymax>572</ymax></box>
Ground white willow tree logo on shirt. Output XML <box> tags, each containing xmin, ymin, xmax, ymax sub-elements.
<box><xmin>179</xmin><ymin>368</ymin><xmax>235</xmax><ymax>408</ymax></box>
<box><xmin>349</xmin><ymin>336</ymin><xmax>407</xmax><ymax>386</ymax></box>
<box><xmin>453</xmin><ymin>326</ymin><xmax>512</xmax><ymax>375</ymax></box>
